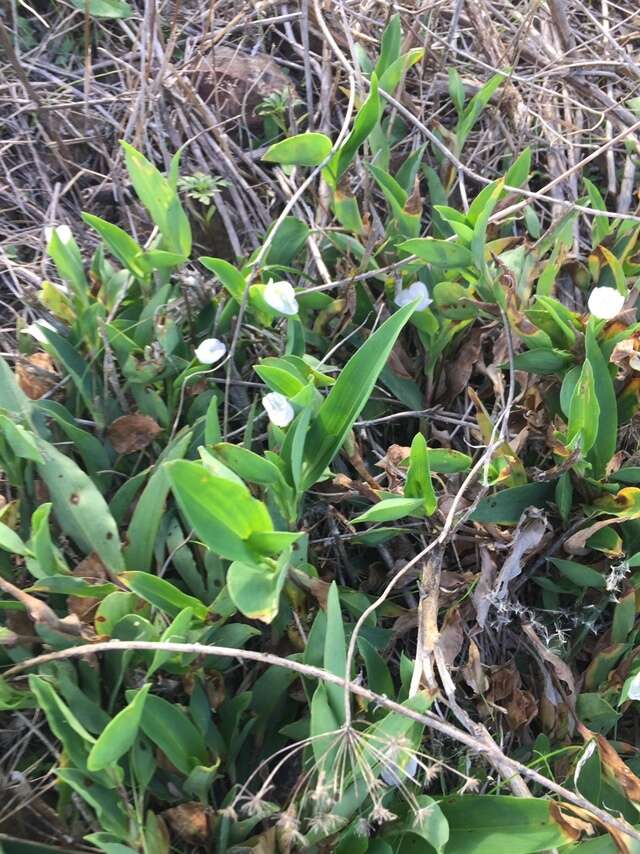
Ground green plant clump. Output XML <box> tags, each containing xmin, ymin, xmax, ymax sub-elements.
<box><xmin>4</xmin><ymin>14</ymin><xmax>640</xmax><ymax>854</ymax></box>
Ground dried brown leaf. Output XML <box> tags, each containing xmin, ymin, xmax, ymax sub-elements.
<box><xmin>493</xmin><ymin>507</ymin><xmax>549</xmax><ymax>602</ymax></box>
<box><xmin>16</xmin><ymin>352</ymin><xmax>58</xmax><ymax>400</ymax></box>
<box><xmin>162</xmin><ymin>802</ymin><xmax>211</xmax><ymax>845</ymax></box>
<box><xmin>107</xmin><ymin>413</ymin><xmax>162</xmax><ymax>454</ymax></box>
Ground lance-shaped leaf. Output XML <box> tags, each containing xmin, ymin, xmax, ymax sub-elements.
<box><xmin>300</xmin><ymin>302</ymin><xmax>415</xmax><ymax>489</ymax></box>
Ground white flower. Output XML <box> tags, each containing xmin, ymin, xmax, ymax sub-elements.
<box><xmin>264</xmin><ymin>279</ymin><xmax>299</xmax><ymax>316</ymax></box>
<box><xmin>394</xmin><ymin>281</ymin><xmax>433</xmax><ymax>312</ymax></box>
<box><xmin>380</xmin><ymin>750</ymin><xmax>418</xmax><ymax>787</ymax></box>
<box><xmin>262</xmin><ymin>392</ymin><xmax>294</xmax><ymax>427</ymax></box>
<box><xmin>195</xmin><ymin>338</ymin><xmax>226</xmax><ymax>365</ymax></box>
<box><xmin>45</xmin><ymin>224</ymin><xmax>73</xmax><ymax>245</ymax></box>
<box><xmin>587</xmin><ymin>286</ymin><xmax>625</xmax><ymax>320</ymax></box>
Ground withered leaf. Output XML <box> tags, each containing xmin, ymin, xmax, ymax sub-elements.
<box><xmin>493</xmin><ymin>507</ymin><xmax>549</xmax><ymax>602</ymax></box>
<box><xmin>162</xmin><ymin>802</ymin><xmax>211</xmax><ymax>845</ymax></box>
<box><xmin>107</xmin><ymin>413</ymin><xmax>162</xmax><ymax>454</ymax></box>
<box><xmin>16</xmin><ymin>352</ymin><xmax>58</xmax><ymax>400</ymax></box>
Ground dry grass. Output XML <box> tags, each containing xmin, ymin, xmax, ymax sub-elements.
<box><xmin>2</xmin><ymin>0</ymin><xmax>639</xmax><ymax>314</ymax></box>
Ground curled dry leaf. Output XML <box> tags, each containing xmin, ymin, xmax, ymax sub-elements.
<box><xmin>16</xmin><ymin>352</ymin><xmax>58</xmax><ymax>400</ymax></box>
<box><xmin>68</xmin><ymin>552</ymin><xmax>109</xmax><ymax>623</ymax></box>
<box><xmin>437</xmin><ymin>607</ymin><xmax>464</xmax><ymax>668</ymax></box>
<box><xmin>463</xmin><ymin>639</ymin><xmax>489</xmax><ymax>694</ymax></box>
<box><xmin>473</xmin><ymin>546</ymin><xmax>497</xmax><ymax>629</ymax></box>
<box><xmin>522</xmin><ymin>623</ymin><xmax>576</xmax><ymax>710</ymax></box>
<box><xmin>549</xmin><ymin>803</ymin><xmax>593</xmax><ymax>842</ymax></box>
<box><xmin>563</xmin><ymin>518</ymin><xmax>619</xmax><ymax>555</ymax></box>
<box><xmin>162</xmin><ymin>802</ymin><xmax>212</xmax><ymax>846</ymax></box>
<box><xmin>107</xmin><ymin>413</ymin><xmax>162</xmax><ymax>454</ymax></box>
<box><xmin>493</xmin><ymin>507</ymin><xmax>549</xmax><ymax>602</ymax></box>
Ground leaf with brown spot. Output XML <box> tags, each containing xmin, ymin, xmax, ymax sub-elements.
<box><xmin>584</xmin><ymin>728</ymin><xmax>640</xmax><ymax>805</ymax></box>
<box><xmin>107</xmin><ymin>413</ymin><xmax>162</xmax><ymax>454</ymax></box>
<box><xmin>549</xmin><ymin>803</ymin><xmax>593</xmax><ymax>842</ymax></box>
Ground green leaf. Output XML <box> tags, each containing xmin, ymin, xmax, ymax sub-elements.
<box><xmin>504</xmin><ymin>148</ymin><xmax>532</xmax><ymax>189</ymax></box>
<box><xmin>198</xmin><ymin>257</ymin><xmax>246</xmax><ymax>302</ymax></box>
<box><xmin>263</xmin><ymin>216</ymin><xmax>310</xmax><ymax>266</ymax></box>
<box><xmin>456</xmin><ymin>73</ymin><xmax>506</xmax><ymax>147</ymax></box>
<box><xmin>404</xmin><ymin>432</ymin><xmax>437</xmax><ymax>515</ymax></box>
<box><xmin>433</xmin><ymin>281</ymin><xmax>478</xmax><ymax>320</ymax></box>
<box><xmin>615</xmin><ymin>467</ymin><xmax>640</xmax><ymax>484</ymax></box>
<box><xmin>301</xmin><ymin>302</ymin><xmax>415</xmax><ymax>489</ymax></box>
<box><xmin>352</xmin><ymin>496</ymin><xmax>425</xmax><ymax>524</ymax></box>
<box><xmin>46</xmin><ymin>226</ymin><xmax>88</xmax><ymax>306</ymax></box>
<box><xmin>550</xmin><ymin>558</ymin><xmax>605</xmax><ymax>589</ymax></box>
<box><xmin>326</xmin><ymin>74</ymin><xmax>381</xmax><ymax>185</ymax></box>
<box><xmin>137</xmin><ymin>693</ymin><xmax>209</xmax><ymax>774</ymax></box>
<box><xmin>147</xmin><ymin>608</ymin><xmax>193</xmax><ymax>677</ymax></box>
<box><xmin>167</xmin><ymin>460</ymin><xmax>273</xmax><ymax>563</ymax></box>
<box><xmin>0</xmin><ymin>355</ymin><xmax>31</xmax><ymax>420</ymax></box>
<box><xmin>39</xmin><ymin>326</ymin><xmax>103</xmax><ymax>423</ymax></box>
<box><xmin>0</xmin><ymin>521</ymin><xmax>30</xmax><ymax>556</ymax></box>
<box><xmin>567</xmin><ymin>359</ymin><xmax>600</xmax><ymax>453</ymax></box>
<box><xmin>512</xmin><ymin>348</ymin><xmax>574</xmax><ymax>374</ymax></box>
<box><xmin>584</xmin><ymin>177</ymin><xmax>611</xmax><ymax>248</ymax></box>
<box><xmin>57</xmin><ymin>769</ymin><xmax>129</xmax><ymax>837</ymax></box>
<box><xmin>436</xmin><ymin>795</ymin><xmax>577</xmax><ymax>854</ymax></box>
<box><xmin>375</xmin><ymin>13</ymin><xmax>402</xmax><ymax>77</ymax></box>
<box><xmin>121</xmin><ymin>572</ymin><xmax>208</xmax><ymax>620</ymax></box>
<box><xmin>399</xmin><ymin>238</ymin><xmax>473</xmax><ymax>267</ymax></box>
<box><xmin>324</xmin><ymin>582</ymin><xmax>347</xmax><ymax>723</ymax></box>
<box><xmin>35</xmin><ymin>400</ymin><xmax>112</xmax><ymax>489</ymax></box>
<box><xmin>29</xmin><ymin>575</ymin><xmax>116</xmax><ymax>598</ymax></box>
<box><xmin>124</xmin><ymin>431</ymin><xmax>191</xmax><ymax>572</ymax></box>
<box><xmin>388</xmin><ymin>796</ymin><xmax>449</xmax><ymax>853</ymax></box>
<box><xmin>121</xmin><ymin>141</ymin><xmax>191</xmax><ymax>256</ymax></box>
<box><xmin>471</xmin><ymin>481</ymin><xmax>555</xmax><ymax>525</ymax></box>
<box><xmin>427</xmin><ymin>448</ymin><xmax>472</xmax><ymax>473</ymax></box>
<box><xmin>586</xmin><ymin>322</ymin><xmax>617</xmax><ymax>479</ymax></box>
<box><xmin>28</xmin><ymin>676</ymin><xmax>95</xmax><ymax>770</ymax></box>
<box><xmin>70</xmin><ymin>0</ymin><xmax>132</xmax><ymax>17</ymax></box>
<box><xmin>263</xmin><ymin>132</ymin><xmax>332</xmax><ymax>167</ymax></box>
<box><xmin>82</xmin><ymin>213</ymin><xmax>147</xmax><ymax>279</ymax></box>
<box><xmin>87</xmin><ymin>685</ymin><xmax>150</xmax><ymax>771</ymax></box>
<box><xmin>227</xmin><ymin>550</ymin><xmax>289</xmax><ymax>624</ymax></box>
<box><xmin>378</xmin><ymin>48</ymin><xmax>424</xmax><ymax>95</ymax></box>
<box><xmin>0</xmin><ymin>415</ymin><xmax>43</xmax><ymax>462</ymax></box>
<box><xmin>358</xmin><ymin>636</ymin><xmax>394</xmax><ymax>697</ymax></box>
<box><xmin>213</xmin><ymin>443</ymin><xmax>284</xmax><ymax>485</ymax></box>
<box><xmin>28</xmin><ymin>503</ymin><xmax>68</xmax><ymax>578</ymax></box>
<box><xmin>35</xmin><ymin>438</ymin><xmax>123</xmax><ymax>571</ymax></box>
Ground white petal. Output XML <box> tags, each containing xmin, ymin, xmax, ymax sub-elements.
<box><xmin>587</xmin><ymin>287</ymin><xmax>625</xmax><ymax>320</ymax></box>
<box><xmin>394</xmin><ymin>281</ymin><xmax>433</xmax><ymax>312</ymax></box>
<box><xmin>195</xmin><ymin>338</ymin><xmax>226</xmax><ymax>365</ymax></box>
<box><xmin>627</xmin><ymin>671</ymin><xmax>640</xmax><ymax>701</ymax></box>
<box><xmin>46</xmin><ymin>224</ymin><xmax>73</xmax><ymax>245</ymax></box>
<box><xmin>263</xmin><ymin>392</ymin><xmax>294</xmax><ymax>427</ymax></box>
<box><xmin>381</xmin><ymin>750</ymin><xmax>418</xmax><ymax>787</ymax></box>
<box><xmin>264</xmin><ymin>280</ymin><xmax>299</xmax><ymax>316</ymax></box>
